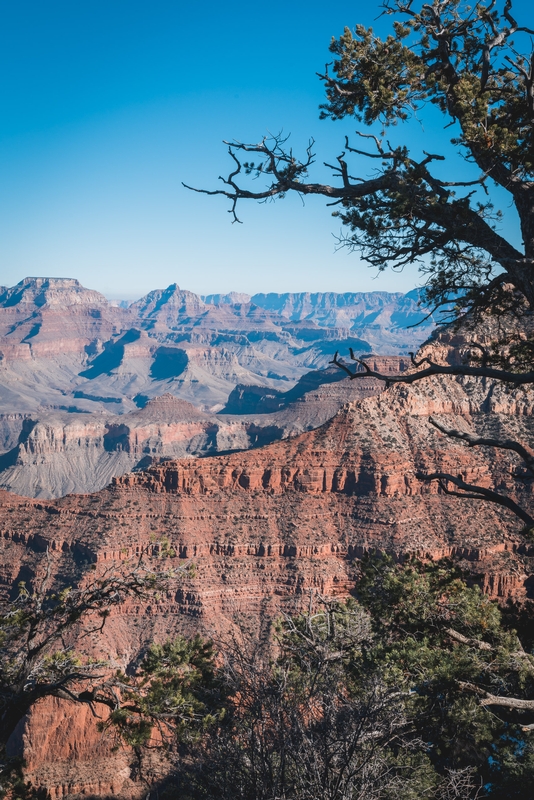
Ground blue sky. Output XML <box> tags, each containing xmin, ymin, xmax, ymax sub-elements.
<box><xmin>0</xmin><ymin>0</ymin><xmax>530</xmax><ymax>299</ymax></box>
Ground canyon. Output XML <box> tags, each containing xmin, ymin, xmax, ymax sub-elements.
<box><xmin>3</xmin><ymin>344</ymin><xmax>534</xmax><ymax>796</ymax></box>
<box><xmin>0</xmin><ymin>278</ymin><xmax>431</xmax><ymax>417</ymax></box>
<box><xmin>0</xmin><ymin>277</ymin><xmax>421</xmax><ymax>497</ymax></box>
<box><xmin>1</xmin><ymin>277</ymin><xmax>534</xmax><ymax>797</ymax></box>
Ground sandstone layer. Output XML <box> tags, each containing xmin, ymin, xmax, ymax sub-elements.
<box><xmin>0</xmin><ymin>277</ymin><xmax>432</xmax><ymax>495</ymax></box>
<box><xmin>2</xmin><ymin>279</ymin><xmax>533</xmax><ymax>798</ymax></box>
<box><xmin>2</xmin><ymin>356</ymin><xmax>534</xmax><ymax>797</ymax></box>
<box><xmin>0</xmin><ymin>367</ymin><xmax>386</xmax><ymax>498</ymax></box>
<box><xmin>0</xmin><ymin>277</ymin><xmax>432</xmax><ymax>418</ymax></box>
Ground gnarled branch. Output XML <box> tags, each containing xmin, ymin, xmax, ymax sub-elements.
<box><xmin>184</xmin><ymin>135</ymin><xmax>522</xmax><ymax>274</ymax></box>
<box><xmin>428</xmin><ymin>416</ymin><xmax>534</xmax><ymax>474</ymax></box>
<box><xmin>330</xmin><ymin>348</ymin><xmax>534</xmax><ymax>387</ymax></box>
<box><xmin>414</xmin><ymin>470</ymin><xmax>534</xmax><ymax>526</ymax></box>
<box><xmin>459</xmin><ymin>681</ymin><xmax>534</xmax><ymax>712</ymax></box>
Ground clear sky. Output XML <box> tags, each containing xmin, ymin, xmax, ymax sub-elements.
<box><xmin>0</xmin><ymin>0</ymin><xmax>530</xmax><ymax>300</ymax></box>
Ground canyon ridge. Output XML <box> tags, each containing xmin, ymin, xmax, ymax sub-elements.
<box><xmin>0</xmin><ymin>277</ymin><xmax>427</xmax><ymax>497</ymax></box>
<box><xmin>1</xmin><ymin>277</ymin><xmax>533</xmax><ymax>797</ymax></box>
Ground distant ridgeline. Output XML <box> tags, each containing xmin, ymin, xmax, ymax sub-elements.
<box><xmin>202</xmin><ymin>288</ymin><xmax>431</xmax><ymax>330</ymax></box>
<box><xmin>0</xmin><ymin>278</ymin><xmax>434</xmax><ymax>418</ymax></box>
<box><xmin>0</xmin><ymin>277</ymin><xmax>433</xmax><ymax>498</ymax></box>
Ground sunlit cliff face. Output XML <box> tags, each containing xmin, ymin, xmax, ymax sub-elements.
<box><xmin>3</xmin><ymin>279</ymin><xmax>534</xmax><ymax>798</ymax></box>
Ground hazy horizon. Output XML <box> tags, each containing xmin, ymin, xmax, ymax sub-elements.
<box><xmin>1</xmin><ymin>0</ymin><xmax>530</xmax><ymax>297</ymax></box>
<box><xmin>0</xmin><ymin>274</ymin><xmax>423</xmax><ymax>305</ymax></box>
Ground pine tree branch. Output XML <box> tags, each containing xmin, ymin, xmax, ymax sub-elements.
<box><xmin>184</xmin><ymin>136</ymin><xmax>523</xmax><ymax>272</ymax></box>
<box><xmin>458</xmin><ymin>681</ymin><xmax>534</xmax><ymax>711</ymax></box>
<box><xmin>428</xmin><ymin>416</ymin><xmax>534</xmax><ymax>474</ymax></box>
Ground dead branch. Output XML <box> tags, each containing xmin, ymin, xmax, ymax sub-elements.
<box><xmin>183</xmin><ymin>135</ymin><xmax>522</xmax><ymax>271</ymax></box>
<box><xmin>330</xmin><ymin>349</ymin><xmax>534</xmax><ymax>387</ymax></box>
<box><xmin>446</xmin><ymin>629</ymin><xmax>534</xmax><ymax>673</ymax></box>
<box><xmin>428</xmin><ymin>416</ymin><xmax>534</xmax><ymax>474</ymax></box>
<box><xmin>414</xmin><ymin>470</ymin><xmax>534</xmax><ymax>526</ymax></box>
<box><xmin>445</xmin><ymin>628</ymin><xmax>492</xmax><ymax>651</ymax></box>
<box><xmin>459</xmin><ymin>681</ymin><xmax>534</xmax><ymax>711</ymax></box>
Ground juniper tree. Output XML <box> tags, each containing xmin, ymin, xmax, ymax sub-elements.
<box><xmin>0</xmin><ymin>552</ymin><xmax>172</xmax><ymax>750</ymax></box>
<box><xmin>0</xmin><ymin>550</ymin><xmax>219</xmax><ymax>797</ymax></box>
<box><xmin>187</xmin><ymin>0</ymin><xmax>534</xmax><ymax>528</ymax></box>
<box><xmin>167</xmin><ymin>559</ymin><xmax>534</xmax><ymax>800</ymax></box>
<box><xmin>190</xmin><ymin>0</ymin><xmax>534</xmax><ymax>318</ymax></box>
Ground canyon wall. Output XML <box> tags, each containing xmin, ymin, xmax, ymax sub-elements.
<box><xmin>2</xmin><ymin>278</ymin><xmax>534</xmax><ymax>798</ymax></box>
<box><xmin>2</xmin><ymin>357</ymin><xmax>534</xmax><ymax>797</ymax></box>
<box><xmin>0</xmin><ymin>370</ymin><xmax>384</xmax><ymax>498</ymax></box>
<box><xmin>0</xmin><ymin>277</ymin><xmax>432</xmax><ymax>417</ymax></box>
<box><xmin>0</xmin><ymin>276</ymin><xmax>431</xmax><ymax>495</ymax></box>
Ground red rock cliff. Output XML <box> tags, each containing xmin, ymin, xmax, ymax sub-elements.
<box><xmin>2</xmin><ymin>367</ymin><xmax>534</xmax><ymax>797</ymax></box>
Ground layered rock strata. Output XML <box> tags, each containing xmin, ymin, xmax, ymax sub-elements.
<box><xmin>0</xmin><ymin>369</ymin><xmax>381</xmax><ymax>498</ymax></box>
<box><xmin>3</xmin><ymin>282</ymin><xmax>533</xmax><ymax>797</ymax></box>
<box><xmin>3</xmin><ymin>361</ymin><xmax>534</xmax><ymax>796</ymax></box>
<box><xmin>0</xmin><ymin>278</ymin><xmax>432</xmax><ymax>418</ymax></box>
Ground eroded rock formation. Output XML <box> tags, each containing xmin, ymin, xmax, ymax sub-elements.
<box><xmin>0</xmin><ymin>276</ymin><xmax>432</xmax><ymax>496</ymax></box>
<box><xmin>2</xmin><ymin>350</ymin><xmax>534</xmax><ymax>796</ymax></box>
<box><xmin>0</xmin><ymin>370</ymin><xmax>384</xmax><ymax>497</ymax></box>
<box><xmin>0</xmin><ymin>277</ymin><xmax>432</xmax><ymax>417</ymax></box>
<box><xmin>2</xmin><ymin>279</ymin><xmax>533</xmax><ymax>798</ymax></box>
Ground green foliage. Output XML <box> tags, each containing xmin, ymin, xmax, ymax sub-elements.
<box><xmin>4</xmin><ymin>554</ymin><xmax>532</xmax><ymax>798</ymax></box>
<box><xmin>355</xmin><ymin>556</ymin><xmax>534</xmax><ymax>796</ymax></box>
<box><xmin>100</xmin><ymin>636</ymin><xmax>225</xmax><ymax>748</ymax></box>
<box><xmin>317</xmin><ymin>0</ymin><xmax>534</xmax><ymax>315</ymax></box>
<box><xmin>0</xmin><ymin>547</ymin><xmax>181</xmax><ymax>800</ymax></box>
<box><xmin>322</xmin><ymin>3</ymin><xmax>534</xmax><ymax>178</ymax></box>
<box><xmin>172</xmin><ymin>600</ymin><xmax>445</xmax><ymax>800</ymax></box>
<box><xmin>200</xmin><ymin>1</ymin><xmax>534</xmax><ymax>322</ymax></box>
<box><xmin>160</xmin><ymin>558</ymin><xmax>534</xmax><ymax>799</ymax></box>
<box><xmin>357</xmin><ymin>556</ymin><xmax>502</xmax><ymax>637</ymax></box>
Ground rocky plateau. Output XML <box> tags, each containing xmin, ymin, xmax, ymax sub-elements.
<box><xmin>2</xmin><ymin>277</ymin><xmax>534</xmax><ymax>798</ymax></box>
<box><xmin>0</xmin><ymin>277</ymin><xmax>422</xmax><ymax>497</ymax></box>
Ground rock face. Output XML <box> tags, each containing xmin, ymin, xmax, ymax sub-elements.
<box><xmin>220</xmin><ymin>360</ymin><xmax>407</xmax><ymax>414</ymax></box>
<box><xmin>206</xmin><ymin>288</ymin><xmax>431</xmax><ymax>346</ymax></box>
<box><xmin>0</xmin><ymin>277</ymin><xmax>108</xmax><ymax>308</ymax></box>
<box><xmin>110</xmin><ymin>374</ymin><xmax>534</xmax><ymax>580</ymax></box>
<box><xmin>262</xmin><ymin>288</ymin><xmax>424</xmax><ymax>323</ymax></box>
<box><xmin>0</xmin><ymin>278</ymin><xmax>130</xmax><ymax>363</ymax></box>
<box><xmin>0</xmin><ymin>276</ymin><xmax>428</xmax><ymax>497</ymax></box>
<box><xmin>0</xmin><ymin>371</ymin><xmax>381</xmax><ymax>498</ymax></box>
<box><xmin>2</xmin><ymin>344</ymin><xmax>534</xmax><ymax>796</ymax></box>
<box><xmin>0</xmin><ymin>277</ymin><xmax>433</xmax><ymax>416</ymax></box>
<box><xmin>4</xmin><ymin>279</ymin><xmax>533</xmax><ymax>798</ymax></box>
